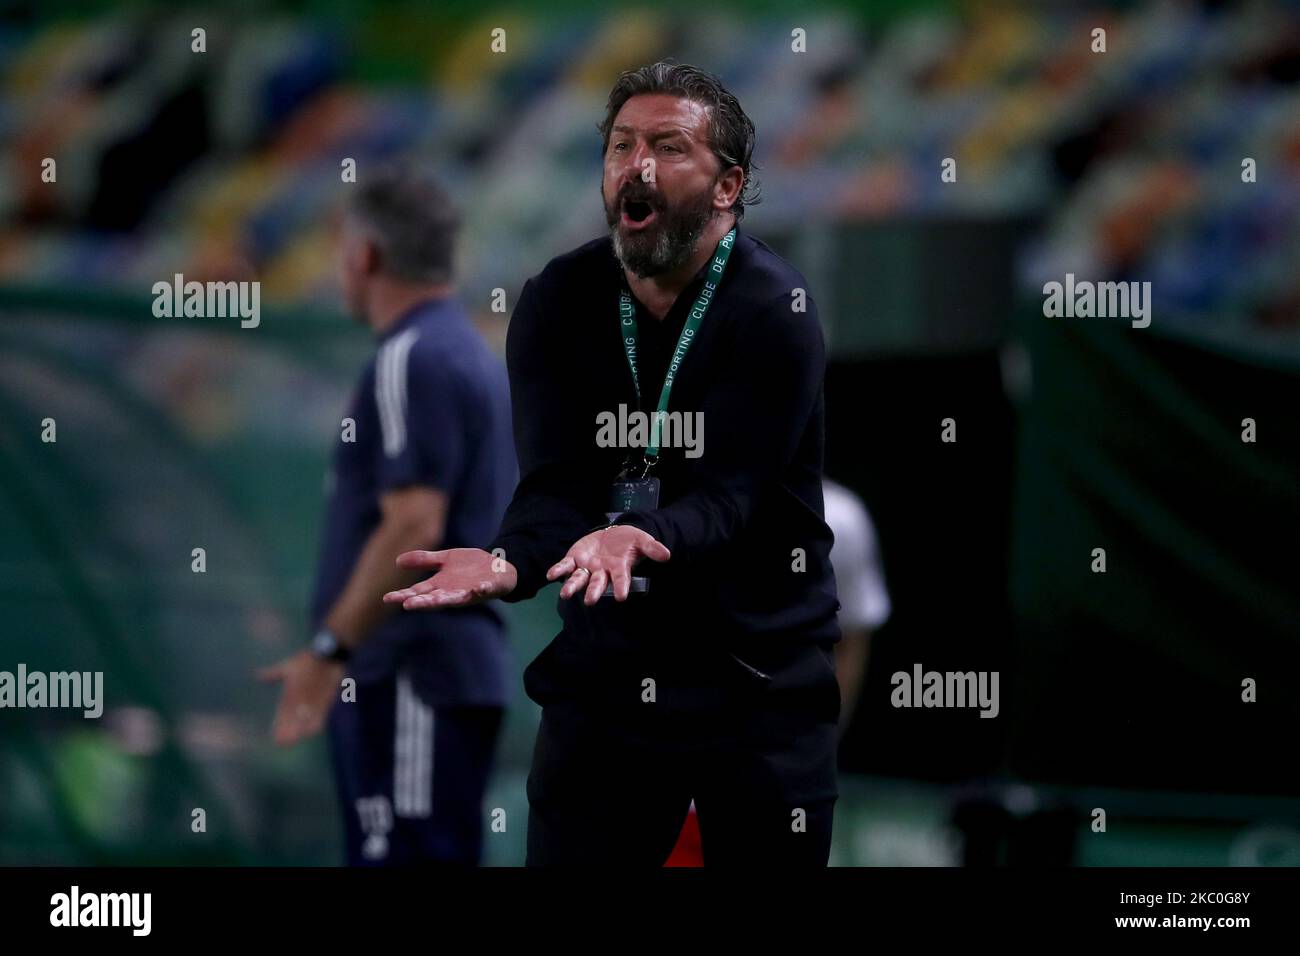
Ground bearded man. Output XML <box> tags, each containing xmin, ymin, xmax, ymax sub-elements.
<box><xmin>386</xmin><ymin>61</ymin><xmax>841</xmax><ymax>866</ymax></box>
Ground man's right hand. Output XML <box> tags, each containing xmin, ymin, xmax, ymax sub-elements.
<box><xmin>382</xmin><ymin>547</ymin><xmax>517</xmax><ymax>610</ymax></box>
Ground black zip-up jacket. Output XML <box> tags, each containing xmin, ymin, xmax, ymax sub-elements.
<box><xmin>487</xmin><ymin>225</ymin><xmax>840</xmax><ymax>704</ymax></box>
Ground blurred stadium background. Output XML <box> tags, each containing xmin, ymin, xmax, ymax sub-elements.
<box><xmin>1</xmin><ymin>0</ymin><xmax>1298</xmax><ymax>866</ymax></box>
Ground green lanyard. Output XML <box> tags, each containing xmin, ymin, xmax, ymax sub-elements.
<box><xmin>618</xmin><ymin>226</ymin><xmax>736</xmax><ymax>462</ymax></box>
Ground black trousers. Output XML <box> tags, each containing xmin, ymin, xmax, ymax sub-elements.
<box><xmin>524</xmin><ymin>640</ymin><xmax>840</xmax><ymax>867</ymax></box>
<box><xmin>328</xmin><ymin>670</ymin><xmax>504</xmax><ymax>866</ymax></box>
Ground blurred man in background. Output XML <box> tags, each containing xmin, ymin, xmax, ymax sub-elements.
<box><xmin>259</xmin><ymin>164</ymin><xmax>517</xmax><ymax>866</ymax></box>
<box><xmin>823</xmin><ymin>477</ymin><xmax>891</xmax><ymax>735</ymax></box>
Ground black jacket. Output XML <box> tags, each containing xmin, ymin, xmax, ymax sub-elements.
<box><xmin>487</xmin><ymin>225</ymin><xmax>840</xmax><ymax>703</ymax></box>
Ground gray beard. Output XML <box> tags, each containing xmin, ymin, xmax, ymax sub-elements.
<box><xmin>608</xmin><ymin>195</ymin><xmax>716</xmax><ymax>279</ymax></box>
<box><xmin>612</xmin><ymin>227</ymin><xmax>697</xmax><ymax>278</ymax></box>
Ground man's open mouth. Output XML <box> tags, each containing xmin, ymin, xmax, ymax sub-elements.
<box><xmin>622</xmin><ymin>198</ymin><xmax>657</xmax><ymax>227</ymax></box>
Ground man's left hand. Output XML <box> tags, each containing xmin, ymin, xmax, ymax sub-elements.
<box><xmin>547</xmin><ymin>525</ymin><xmax>671</xmax><ymax>604</ymax></box>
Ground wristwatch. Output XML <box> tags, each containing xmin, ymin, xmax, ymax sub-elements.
<box><xmin>310</xmin><ymin>629</ymin><xmax>352</xmax><ymax>663</ymax></box>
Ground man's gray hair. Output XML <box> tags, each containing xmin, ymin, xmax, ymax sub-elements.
<box><xmin>350</xmin><ymin>162</ymin><xmax>460</xmax><ymax>284</ymax></box>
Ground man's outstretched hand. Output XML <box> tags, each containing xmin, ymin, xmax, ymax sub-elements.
<box><xmin>547</xmin><ymin>525</ymin><xmax>671</xmax><ymax>605</ymax></box>
<box><xmin>383</xmin><ymin>547</ymin><xmax>517</xmax><ymax>610</ymax></box>
<box><xmin>257</xmin><ymin>650</ymin><xmax>344</xmax><ymax>747</ymax></box>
